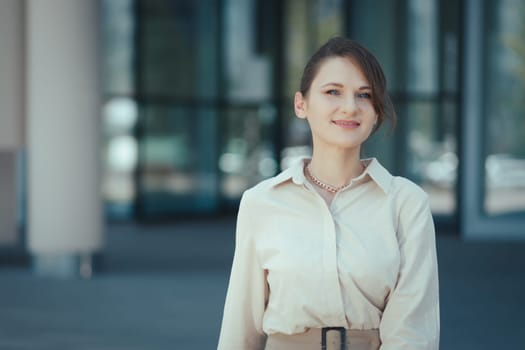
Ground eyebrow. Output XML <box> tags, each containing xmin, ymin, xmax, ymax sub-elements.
<box><xmin>320</xmin><ymin>82</ymin><xmax>371</xmax><ymax>90</ymax></box>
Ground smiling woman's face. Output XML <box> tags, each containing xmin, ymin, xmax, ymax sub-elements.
<box><xmin>294</xmin><ymin>56</ymin><xmax>378</xmax><ymax>153</ymax></box>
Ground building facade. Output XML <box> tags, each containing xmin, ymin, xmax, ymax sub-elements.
<box><xmin>102</xmin><ymin>0</ymin><xmax>525</xmax><ymax>237</ymax></box>
<box><xmin>0</xmin><ymin>0</ymin><xmax>524</xmax><ymax>272</ymax></box>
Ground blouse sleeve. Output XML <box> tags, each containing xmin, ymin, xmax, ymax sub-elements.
<box><xmin>379</xmin><ymin>189</ymin><xmax>440</xmax><ymax>350</ymax></box>
<box><xmin>217</xmin><ymin>191</ymin><xmax>268</xmax><ymax>350</ymax></box>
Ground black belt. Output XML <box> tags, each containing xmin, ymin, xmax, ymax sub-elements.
<box><xmin>321</xmin><ymin>327</ymin><xmax>346</xmax><ymax>350</ymax></box>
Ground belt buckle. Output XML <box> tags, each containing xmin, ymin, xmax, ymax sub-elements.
<box><xmin>321</xmin><ymin>327</ymin><xmax>346</xmax><ymax>350</ymax></box>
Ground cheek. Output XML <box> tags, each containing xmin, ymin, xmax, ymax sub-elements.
<box><xmin>320</xmin><ymin>99</ymin><xmax>342</xmax><ymax>114</ymax></box>
<box><xmin>307</xmin><ymin>98</ymin><xmax>337</xmax><ymax>116</ymax></box>
<box><xmin>357</xmin><ymin>99</ymin><xmax>374</xmax><ymax>111</ymax></box>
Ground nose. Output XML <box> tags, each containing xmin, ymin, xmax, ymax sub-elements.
<box><xmin>341</xmin><ymin>95</ymin><xmax>358</xmax><ymax>115</ymax></box>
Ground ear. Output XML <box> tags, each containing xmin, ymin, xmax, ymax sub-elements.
<box><xmin>294</xmin><ymin>92</ymin><xmax>307</xmax><ymax>119</ymax></box>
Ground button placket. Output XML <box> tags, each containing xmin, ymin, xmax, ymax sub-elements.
<box><xmin>303</xmin><ymin>180</ymin><xmax>348</xmax><ymax>323</ymax></box>
<box><xmin>321</xmin><ymin>196</ymin><xmax>347</xmax><ymax>324</ymax></box>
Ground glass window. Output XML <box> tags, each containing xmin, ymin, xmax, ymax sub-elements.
<box><xmin>219</xmin><ymin>106</ymin><xmax>278</xmax><ymax>199</ymax></box>
<box><xmin>281</xmin><ymin>0</ymin><xmax>346</xmax><ymax>167</ymax></box>
<box><xmin>351</xmin><ymin>0</ymin><xmax>461</xmax><ymax>217</ymax></box>
<box><xmin>223</xmin><ymin>0</ymin><xmax>272</xmax><ymax>102</ymax></box>
<box><xmin>218</xmin><ymin>0</ymin><xmax>279</xmax><ymax>201</ymax></box>
<box><xmin>404</xmin><ymin>100</ymin><xmax>458</xmax><ymax>214</ymax></box>
<box><xmin>102</xmin><ymin>0</ymin><xmax>135</xmax><ymax>96</ymax></box>
<box><xmin>135</xmin><ymin>0</ymin><xmax>220</xmax><ymax>216</ymax></box>
<box><xmin>103</xmin><ymin>98</ymin><xmax>138</xmax><ymax>217</ymax></box>
<box><xmin>139</xmin><ymin>105</ymin><xmax>218</xmax><ymax>214</ymax></box>
<box><xmin>100</xmin><ymin>0</ymin><xmax>469</xmax><ymax>220</ymax></box>
<box><xmin>483</xmin><ymin>0</ymin><xmax>525</xmax><ymax>216</ymax></box>
<box><xmin>139</xmin><ymin>0</ymin><xmax>218</xmax><ymax>99</ymax></box>
<box><xmin>405</xmin><ymin>0</ymin><xmax>458</xmax><ymax>216</ymax></box>
<box><xmin>348</xmin><ymin>0</ymin><xmax>401</xmax><ymax>172</ymax></box>
<box><xmin>101</xmin><ymin>0</ymin><xmax>136</xmax><ymax>219</ymax></box>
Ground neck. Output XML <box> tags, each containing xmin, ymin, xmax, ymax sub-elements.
<box><xmin>308</xmin><ymin>147</ymin><xmax>363</xmax><ymax>188</ymax></box>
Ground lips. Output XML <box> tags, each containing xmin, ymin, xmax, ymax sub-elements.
<box><xmin>332</xmin><ymin>120</ymin><xmax>360</xmax><ymax>129</ymax></box>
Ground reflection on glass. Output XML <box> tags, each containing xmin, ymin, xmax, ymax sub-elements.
<box><xmin>132</xmin><ymin>0</ymin><xmax>220</xmax><ymax>215</ymax></box>
<box><xmin>104</xmin><ymin>97</ymin><xmax>138</xmax><ymax>133</ymax></box>
<box><xmin>350</xmin><ymin>0</ymin><xmax>461</xmax><ymax>217</ymax></box>
<box><xmin>108</xmin><ymin>135</ymin><xmax>137</xmax><ymax>172</ymax></box>
<box><xmin>140</xmin><ymin>0</ymin><xmax>218</xmax><ymax>99</ymax></box>
<box><xmin>102</xmin><ymin>97</ymin><xmax>138</xmax><ymax>215</ymax></box>
<box><xmin>101</xmin><ymin>0</ymin><xmax>135</xmax><ymax>95</ymax></box>
<box><xmin>101</xmin><ymin>0</ymin><xmax>136</xmax><ymax>218</ymax></box>
<box><xmin>283</xmin><ymin>0</ymin><xmax>344</xmax><ymax>99</ymax></box>
<box><xmin>139</xmin><ymin>106</ymin><xmax>218</xmax><ymax>214</ymax></box>
<box><xmin>314</xmin><ymin>0</ymin><xmax>344</xmax><ymax>45</ymax></box>
<box><xmin>483</xmin><ymin>0</ymin><xmax>525</xmax><ymax>215</ymax></box>
<box><xmin>219</xmin><ymin>0</ymin><xmax>280</xmax><ymax>200</ymax></box>
<box><xmin>282</xmin><ymin>0</ymin><xmax>345</xmax><ymax>166</ymax></box>
<box><xmin>224</xmin><ymin>0</ymin><xmax>272</xmax><ymax>101</ymax></box>
<box><xmin>219</xmin><ymin>107</ymin><xmax>277</xmax><ymax>199</ymax></box>
<box><xmin>485</xmin><ymin>154</ymin><xmax>525</xmax><ymax>215</ymax></box>
<box><xmin>404</xmin><ymin>0</ymin><xmax>457</xmax><ymax>215</ymax></box>
<box><xmin>405</xmin><ymin>101</ymin><xmax>457</xmax><ymax>215</ymax></box>
<box><xmin>407</xmin><ymin>0</ymin><xmax>438</xmax><ymax>95</ymax></box>
<box><xmin>142</xmin><ymin>107</ymin><xmax>209</xmax><ymax>194</ymax></box>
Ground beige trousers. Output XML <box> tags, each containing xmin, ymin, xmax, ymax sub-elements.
<box><xmin>265</xmin><ymin>328</ymin><xmax>381</xmax><ymax>350</ymax></box>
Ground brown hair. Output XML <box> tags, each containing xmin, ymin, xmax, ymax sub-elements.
<box><xmin>299</xmin><ymin>37</ymin><xmax>396</xmax><ymax>133</ymax></box>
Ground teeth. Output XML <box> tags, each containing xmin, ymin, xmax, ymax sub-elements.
<box><xmin>334</xmin><ymin>120</ymin><xmax>359</xmax><ymax>125</ymax></box>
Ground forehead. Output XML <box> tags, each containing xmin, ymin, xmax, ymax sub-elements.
<box><xmin>312</xmin><ymin>56</ymin><xmax>369</xmax><ymax>87</ymax></box>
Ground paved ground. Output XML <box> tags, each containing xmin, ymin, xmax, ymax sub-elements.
<box><xmin>0</xmin><ymin>217</ymin><xmax>524</xmax><ymax>349</ymax></box>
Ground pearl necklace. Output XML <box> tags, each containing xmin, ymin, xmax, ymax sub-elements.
<box><xmin>305</xmin><ymin>164</ymin><xmax>349</xmax><ymax>193</ymax></box>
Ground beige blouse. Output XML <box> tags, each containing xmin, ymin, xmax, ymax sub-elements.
<box><xmin>218</xmin><ymin>158</ymin><xmax>440</xmax><ymax>350</ymax></box>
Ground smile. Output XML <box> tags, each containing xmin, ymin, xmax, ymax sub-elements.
<box><xmin>332</xmin><ymin>120</ymin><xmax>360</xmax><ymax>129</ymax></box>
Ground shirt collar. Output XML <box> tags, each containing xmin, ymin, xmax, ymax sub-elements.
<box><xmin>359</xmin><ymin>158</ymin><xmax>393</xmax><ymax>194</ymax></box>
<box><xmin>269</xmin><ymin>157</ymin><xmax>393</xmax><ymax>194</ymax></box>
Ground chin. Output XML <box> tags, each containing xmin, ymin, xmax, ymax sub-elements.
<box><xmin>312</xmin><ymin>132</ymin><xmax>370</xmax><ymax>151</ymax></box>
<box><xmin>334</xmin><ymin>136</ymin><xmax>369</xmax><ymax>149</ymax></box>
<box><xmin>321</xmin><ymin>141</ymin><xmax>364</xmax><ymax>152</ymax></box>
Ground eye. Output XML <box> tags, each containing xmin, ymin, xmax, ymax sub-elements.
<box><xmin>326</xmin><ymin>89</ymin><xmax>341</xmax><ymax>96</ymax></box>
<box><xmin>357</xmin><ymin>92</ymin><xmax>372</xmax><ymax>99</ymax></box>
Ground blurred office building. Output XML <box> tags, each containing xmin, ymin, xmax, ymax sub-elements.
<box><xmin>1</xmin><ymin>0</ymin><xmax>524</xmax><ymax>274</ymax></box>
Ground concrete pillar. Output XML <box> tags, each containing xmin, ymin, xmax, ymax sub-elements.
<box><xmin>26</xmin><ymin>0</ymin><xmax>102</xmax><ymax>278</ymax></box>
<box><xmin>0</xmin><ymin>0</ymin><xmax>24</xmax><ymax>245</ymax></box>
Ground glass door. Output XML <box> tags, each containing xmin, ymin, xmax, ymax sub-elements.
<box><xmin>461</xmin><ymin>0</ymin><xmax>525</xmax><ymax>238</ymax></box>
<box><xmin>281</xmin><ymin>0</ymin><xmax>347</xmax><ymax>167</ymax></box>
<box><xmin>135</xmin><ymin>0</ymin><xmax>220</xmax><ymax>216</ymax></box>
<box><xmin>349</xmin><ymin>0</ymin><xmax>461</xmax><ymax>227</ymax></box>
<box><xmin>217</xmin><ymin>0</ymin><xmax>280</xmax><ymax>203</ymax></box>
<box><xmin>280</xmin><ymin>0</ymin><xmax>462</xmax><ymax>228</ymax></box>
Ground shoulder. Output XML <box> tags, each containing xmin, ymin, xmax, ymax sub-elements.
<box><xmin>236</xmin><ymin>168</ymin><xmax>298</xmax><ymax>233</ymax></box>
<box><xmin>241</xmin><ymin>167</ymin><xmax>295</xmax><ymax>202</ymax></box>
<box><xmin>364</xmin><ymin>158</ymin><xmax>427</xmax><ymax>203</ymax></box>
<box><xmin>245</xmin><ymin>166</ymin><xmax>296</xmax><ymax>196</ymax></box>
<box><xmin>390</xmin><ymin>177</ymin><xmax>436</xmax><ymax>243</ymax></box>
<box><xmin>389</xmin><ymin>176</ymin><xmax>431</xmax><ymax>220</ymax></box>
<box><xmin>390</xmin><ymin>176</ymin><xmax>429</xmax><ymax>203</ymax></box>
<box><xmin>390</xmin><ymin>177</ymin><xmax>434</xmax><ymax>233</ymax></box>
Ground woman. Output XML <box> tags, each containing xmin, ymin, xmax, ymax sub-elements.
<box><xmin>218</xmin><ymin>37</ymin><xmax>439</xmax><ymax>350</ymax></box>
